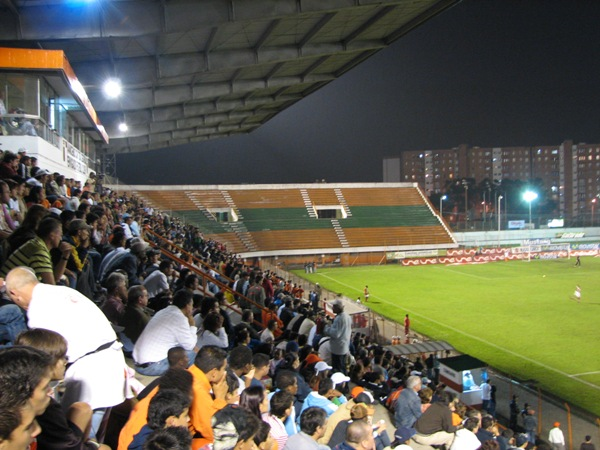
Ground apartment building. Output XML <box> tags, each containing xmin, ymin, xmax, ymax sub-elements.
<box><xmin>383</xmin><ymin>140</ymin><xmax>600</xmax><ymax>220</ymax></box>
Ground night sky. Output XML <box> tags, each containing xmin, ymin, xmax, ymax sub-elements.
<box><xmin>116</xmin><ymin>0</ymin><xmax>600</xmax><ymax>185</ymax></box>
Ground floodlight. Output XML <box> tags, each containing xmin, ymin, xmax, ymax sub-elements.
<box><xmin>103</xmin><ymin>79</ymin><xmax>122</xmax><ymax>98</ymax></box>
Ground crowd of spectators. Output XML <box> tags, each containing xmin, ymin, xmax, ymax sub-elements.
<box><xmin>0</xmin><ymin>150</ymin><xmax>595</xmax><ymax>450</ymax></box>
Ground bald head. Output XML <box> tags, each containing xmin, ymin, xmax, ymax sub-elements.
<box><xmin>346</xmin><ymin>421</ymin><xmax>374</xmax><ymax>449</ymax></box>
<box><xmin>5</xmin><ymin>267</ymin><xmax>39</xmax><ymax>309</ymax></box>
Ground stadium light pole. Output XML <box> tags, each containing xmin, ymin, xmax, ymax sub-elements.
<box><xmin>498</xmin><ymin>195</ymin><xmax>503</xmax><ymax>232</ymax></box>
<box><xmin>523</xmin><ymin>191</ymin><xmax>538</xmax><ymax>229</ymax></box>
<box><xmin>592</xmin><ymin>198</ymin><xmax>597</xmax><ymax>227</ymax></box>
<box><xmin>439</xmin><ymin>195</ymin><xmax>447</xmax><ymax>218</ymax></box>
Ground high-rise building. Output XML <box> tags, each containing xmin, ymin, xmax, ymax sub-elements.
<box><xmin>383</xmin><ymin>140</ymin><xmax>600</xmax><ymax>220</ymax></box>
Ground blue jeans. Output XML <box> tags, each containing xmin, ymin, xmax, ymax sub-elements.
<box><xmin>0</xmin><ymin>304</ymin><xmax>28</xmax><ymax>344</ymax></box>
<box><xmin>135</xmin><ymin>349</ymin><xmax>197</xmax><ymax>376</ymax></box>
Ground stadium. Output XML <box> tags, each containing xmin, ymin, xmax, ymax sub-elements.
<box><xmin>1</xmin><ymin>1</ymin><xmax>599</xmax><ymax>450</ymax></box>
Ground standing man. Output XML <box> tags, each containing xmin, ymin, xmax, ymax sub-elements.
<box><xmin>523</xmin><ymin>408</ymin><xmax>537</xmax><ymax>444</ymax></box>
<box><xmin>404</xmin><ymin>314</ymin><xmax>411</xmax><ymax>338</ymax></box>
<box><xmin>548</xmin><ymin>422</ymin><xmax>565</xmax><ymax>450</ymax></box>
<box><xmin>363</xmin><ymin>285</ymin><xmax>369</xmax><ymax>302</ymax></box>
<box><xmin>324</xmin><ymin>300</ymin><xmax>352</xmax><ymax>375</ymax></box>
<box><xmin>480</xmin><ymin>378</ymin><xmax>492</xmax><ymax>414</ymax></box>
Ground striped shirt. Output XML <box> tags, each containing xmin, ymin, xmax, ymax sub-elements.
<box><xmin>0</xmin><ymin>236</ymin><xmax>53</xmax><ymax>279</ymax></box>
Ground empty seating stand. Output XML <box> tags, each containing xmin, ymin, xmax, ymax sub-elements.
<box><xmin>129</xmin><ymin>184</ymin><xmax>456</xmax><ymax>256</ymax></box>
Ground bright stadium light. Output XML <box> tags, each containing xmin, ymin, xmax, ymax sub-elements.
<box><xmin>439</xmin><ymin>195</ymin><xmax>447</xmax><ymax>218</ymax></box>
<box><xmin>103</xmin><ymin>79</ymin><xmax>122</xmax><ymax>98</ymax></box>
<box><xmin>523</xmin><ymin>191</ymin><xmax>538</xmax><ymax>228</ymax></box>
<box><xmin>118</xmin><ymin>122</ymin><xmax>128</xmax><ymax>132</ymax></box>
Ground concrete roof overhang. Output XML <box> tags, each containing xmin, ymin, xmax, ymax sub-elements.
<box><xmin>0</xmin><ymin>0</ymin><xmax>459</xmax><ymax>154</ymax></box>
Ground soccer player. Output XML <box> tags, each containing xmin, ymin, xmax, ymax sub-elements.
<box><xmin>363</xmin><ymin>285</ymin><xmax>369</xmax><ymax>302</ymax></box>
<box><xmin>570</xmin><ymin>285</ymin><xmax>581</xmax><ymax>303</ymax></box>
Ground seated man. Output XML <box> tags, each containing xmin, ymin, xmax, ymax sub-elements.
<box><xmin>101</xmin><ymin>271</ymin><xmax>128</xmax><ymax>325</ymax></box>
<box><xmin>0</xmin><ymin>399</ymin><xmax>41</xmax><ymax>450</ymax></box>
<box><xmin>412</xmin><ymin>390</ymin><xmax>457</xmax><ymax>448</ymax></box>
<box><xmin>0</xmin><ymin>216</ymin><xmax>72</xmax><ymax>284</ymax></box>
<box><xmin>120</xmin><ymin>285</ymin><xmax>152</xmax><ymax>352</ymax></box>
<box><xmin>117</xmin><ymin>368</ymin><xmax>193</xmax><ymax>450</ymax></box>
<box><xmin>128</xmin><ymin>389</ymin><xmax>191</xmax><ymax>450</ymax></box>
<box><xmin>133</xmin><ymin>289</ymin><xmax>198</xmax><ymax>376</ymax></box>
<box><xmin>15</xmin><ymin>329</ymin><xmax>111</xmax><ymax>450</ymax></box>
<box><xmin>394</xmin><ymin>375</ymin><xmax>422</xmax><ymax>429</ymax></box>
<box><xmin>6</xmin><ymin>266</ymin><xmax>128</xmax><ymax>437</ymax></box>
<box><xmin>283</xmin><ymin>407</ymin><xmax>329</xmax><ymax>450</ymax></box>
<box><xmin>337</xmin><ymin>420</ymin><xmax>376</xmax><ymax>450</ymax></box>
<box><xmin>143</xmin><ymin>260</ymin><xmax>173</xmax><ymax>299</ymax></box>
<box><xmin>300</xmin><ymin>378</ymin><xmax>339</xmax><ymax>418</ymax></box>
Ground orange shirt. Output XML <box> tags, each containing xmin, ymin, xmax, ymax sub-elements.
<box><xmin>117</xmin><ymin>386</ymin><xmax>157</xmax><ymax>450</ymax></box>
<box><xmin>188</xmin><ymin>365</ymin><xmax>227</xmax><ymax>449</ymax></box>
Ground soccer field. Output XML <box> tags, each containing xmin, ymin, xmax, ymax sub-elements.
<box><xmin>292</xmin><ymin>257</ymin><xmax>600</xmax><ymax>416</ymax></box>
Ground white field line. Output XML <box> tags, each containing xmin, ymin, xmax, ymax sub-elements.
<box><xmin>569</xmin><ymin>371</ymin><xmax>600</xmax><ymax>377</ymax></box>
<box><xmin>316</xmin><ymin>273</ymin><xmax>600</xmax><ymax>392</ymax></box>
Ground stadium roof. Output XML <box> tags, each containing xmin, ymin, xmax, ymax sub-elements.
<box><xmin>386</xmin><ymin>340</ymin><xmax>455</xmax><ymax>356</ymax></box>
<box><xmin>0</xmin><ymin>0</ymin><xmax>459</xmax><ymax>155</ymax></box>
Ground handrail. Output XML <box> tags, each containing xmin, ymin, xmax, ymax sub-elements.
<box><xmin>146</xmin><ymin>238</ymin><xmax>272</xmax><ymax>327</ymax></box>
<box><xmin>144</xmin><ymin>226</ymin><xmax>234</xmax><ymax>284</ymax></box>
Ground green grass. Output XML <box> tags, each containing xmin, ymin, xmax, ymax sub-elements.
<box><xmin>292</xmin><ymin>258</ymin><xmax>600</xmax><ymax>416</ymax></box>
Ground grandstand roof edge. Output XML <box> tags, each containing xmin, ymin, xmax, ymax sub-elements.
<box><xmin>105</xmin><ymin>182</ymin><xmax>419</xmax><ymax>191</ymax></box>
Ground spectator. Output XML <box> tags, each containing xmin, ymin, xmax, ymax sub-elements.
<box><xmin>117</xmin><ymin>368</ymin><xmax>193</xmax><ymax>450</ymax></box>
<box><xmin>0</xmin><ymin>216</ymin><xmax>72</xmax><ymax>284</ymax></box>
<box><xmin>240</xmin><ymin>385</ymin><xmax>269</xmax><ymax>419</ymax></box>
<box><xmin>262</xmin><ymin>391</ymin><xmax>294</xmax><ymax>449</ymax></box>
<box><xmin>412</xmin><ymin>390</ymin><xmax>457</xmax><ymax>448</ymax></box>
<box><xmin>144</xmin><ymin>426</ymin><xmax>191</xmax><ymax>450</ymax></box>
<box><xmin>523</xmin><ymin>408</ymin><xmax>537</xmax><ymax>444</ymax></box>
<box><xmin>324</xmin><ymin>300</ymin><xmax>352</xmax><ymax>375</ymax></box>
<box><xmin>100</xmin><ymin>271</ymin><xmax>128</xmax><ymax>325</ymax></box>
<box><xmin>14</xmin><ymin>329</ymin><xmax>110</xmax><ymax>450</ymax></box>
<box><xmin>128</xmin><ymin>389</ymin><xmax>191</xmax><ymax>450</ymax></box>
<box><xmin>301</xmin><ymin>377</ymin><xmax>339</xmax><ymax>418</ymax></box>
<box><xmin>260</xmin><ymin>319</ymin><xmax>278</xmax><ymax>343</ymax></box>
<box><xmin>120</xmin><ymin>284</ymin><xmax>152</xmax><ymax>347</ymax></box>
<box><xmin>188</xmin><ymin>346</ymin><xmax>229</xmax><ymax>448</ymax></box>
<box><xmin>5</xmin><ymin>267</ymin><xmax>128</xmax><ymax>438</ymax></box>
<box><xmin>206</xmin><ymin>405</ymin><xmax>260</xmax><ymax>450</ymax></box>
<box><xmin>334</xmin><ymin>419</ymin><xmax>376</xmax><ymax>450</ymax></box>
<box><xmin>394</xmin><ymin>375</ymin><xmax>422</xmax><ymax>429</ymax></box>
<box><xmin>5</xmin><ymin>204</ymin><xmax>49</xmax><ymax>256</ymax></box>
<box><xmin>229</xmin><ymin>345</ymin><xmax>255</xmax><ymax>395</ymax></box>
<box><xmin>581</xmin><ymin>436</ymin><xmax>596</xmax><ymax>450</ymax></box>
<box><xmin>102</xmin><ymin>238</ymin><xmax>149</xmax><ymax>287</ymax></box>
<box><xmin>197</xmin><ymin>312</ymin><xmax>228</xmax><ymax>350</ymax></box>
<box><xmin>283</xmin><ymin>406</ymin><xmax>329</xmax><ymax>450</ymax></box>
<box><xmin>548</xmin><ymin>422</ymin><xmax>565</xmax><ymax>450</ymax></box>
<box><xmin>450</xmin><ymin>417</ymin><xmax>481</xmax><ymax>450</ymax></box>
<box><xmin>250</xmin><ymin>353</ymin><xmax>271</xmax><ymax>389</ymax></box>
<box><xmin>143</xmin><ymin>260</ymin><xmax>173</xmax><ymax>298</ymax></box>
<box><xmin>476</xmin><ymin>415</ymin><xmax>498</xmax><ymax>445</ymax></box>
<box><xmin>133</xmin><ymin>289</ymin><xmax>198</xmax><ymax>376</ymax></box>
